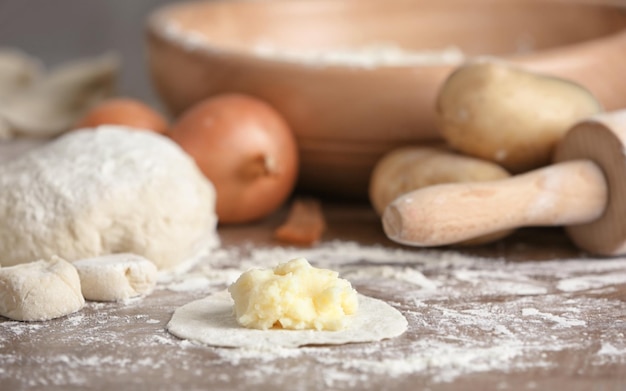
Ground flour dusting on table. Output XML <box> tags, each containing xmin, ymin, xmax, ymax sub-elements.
<box><xmin>1</xmin><ymin>239</ymin><xmax>625</xmax><ymax>390</ymax></box>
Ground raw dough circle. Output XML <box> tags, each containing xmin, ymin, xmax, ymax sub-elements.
<box><xmin>166</xmin><ymin>291</ymin><xmax>407</xmax><ymax>348</ymax></box>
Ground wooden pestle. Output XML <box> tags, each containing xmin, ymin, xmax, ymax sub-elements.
<box><xmin>382</xmin><ymin>111</ymin><xmax>626</xmax><ymax>256</ymax></box>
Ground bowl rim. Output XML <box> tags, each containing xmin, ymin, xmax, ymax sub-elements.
<box><xmin>146</xmin><ymin>0</ymin><xmax>626</xmax><ymax>71</ymax></box>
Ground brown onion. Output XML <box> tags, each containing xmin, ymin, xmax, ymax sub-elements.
<box><xmin>167</xmin><ymin>93</ymin><xmax>299</xmax><ymax>224</ymax></box>
<box><xmin>75</xmin><ymin>97</ymin><xmax>169</xmax><ymax>133</ymax></box>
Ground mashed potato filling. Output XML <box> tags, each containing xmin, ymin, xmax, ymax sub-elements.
<box><xmin>228</xmin><ymin>258</ymin><xmax>359</xmax><ymax>330</ymax></box>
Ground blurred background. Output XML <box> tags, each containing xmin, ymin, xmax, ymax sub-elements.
<box><xmin>0</xmin><ymin>0</ymin><xmax>175</xmax><ymax>109</ymax></box>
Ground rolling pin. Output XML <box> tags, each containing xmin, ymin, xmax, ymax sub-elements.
<box><xmin>382</xmin><ymin>111</ymin><xmax>626</xmax><ymax>256</ymax></box>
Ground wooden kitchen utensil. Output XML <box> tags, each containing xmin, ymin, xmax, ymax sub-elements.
<box><xmin>382</xmin><ymin>110</ymin><xmax>626</xmax><ymax>256</ymax></box>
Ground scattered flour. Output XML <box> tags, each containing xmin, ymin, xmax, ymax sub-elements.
<box><xmin>597</xmin><ymin>342</ymin><xmax>624</xmax><ymax>357</ymax></box>
<box><xmin>521</xmin><ymin>308</ymin><xmax>587</xmax><ymax>328</ymax></box>
<box><xmin>341</xmin><ymin>265</ymin><xmax>440</xmax><ymax>290</ymax></box>
<box><xmin>2</xmin><ymin>239</ymin><xmax>625</xmax><ymax>389</ymax></box>
<box><xmin>164</xmin><ymin>242</ymin><xmax>625</xmax><ymax>384</ymax></box>
<box><xmin>557</xmin><ymin>272</ymin><xmax>626</xmax><ymax>292</ymax></box>
<box><xmin>592</xmin><ymin>341</ymin><xmax>626</xmax><ymax>366</ymax></box>
<box><xmin>165</xmin><ymin>275</ymin><xmax>213</xmax><ymax>292</ymax></box>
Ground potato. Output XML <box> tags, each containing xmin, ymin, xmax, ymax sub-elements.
<box><xmin>435</xmin><ymin>61</ymin><xmax>602</xmax><ymax>173</ymax></box>
<box><xmin>369</xmin><ymin>146</ymin><xmax>513</xmax><ymax>245</ymax></box>
<box><xmin>369</xmin><ymin>146</ymin><xmax>510</xmax><ymax>215</ymax></box>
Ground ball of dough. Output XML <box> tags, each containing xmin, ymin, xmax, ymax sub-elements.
<box><xmin>73</xmin><ymin>253</ymin><xmax>158</xmax><ymax>302</ymax></box>
<box><xmin>0</xmin><ymin>126</ymin><xmax>218</xmax><ymax>270</ymax></box>
<box><xmin>0</xmin><ymin>256</ymin><xmax>84</xmax><ymax>321</ymax></box>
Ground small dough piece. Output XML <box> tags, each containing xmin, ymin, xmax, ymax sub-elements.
<box><xmin>73</xmin><ymin>253</ymin><xmax>158</xmax><ymax>301</ymax></box>
<box><xmin>228</xmin><ymin>258</ymin><xmax>358</xmax><ymax>330</ymax></box>
<box><xmin>167</xmin><ymin>291</ymin><xmax>407</xmax><ymax>348</ymax></box>
<box><xmin>0</xmin><ymin>256</ymin><xmax>84</xmax><ymax>321</ymax></box>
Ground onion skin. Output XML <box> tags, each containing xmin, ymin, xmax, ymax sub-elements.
<box><xmin>75</xmin><ymin>97</ymin><xmax>169</xmax><ymax>133</ymax></box>
<box><xmin>167</xmin><ymin>93</ymin><xmax>299</xmax><ymax>224</ymax></box>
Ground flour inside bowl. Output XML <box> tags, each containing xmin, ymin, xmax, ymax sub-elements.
<box><xmin>252</xmin><ymin>43</ymin><xmax>465</xmax><ymax>68</ymax></box>
<box><xmin>158</xmin><ymin>19</ymin><xmax>464</xmax><ymax>69</ymax></box>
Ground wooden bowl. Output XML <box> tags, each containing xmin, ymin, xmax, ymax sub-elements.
<box><xmin>146</xmin><ymin>0</ymin><xmax>626</xmax><ymax>199</ymax></box>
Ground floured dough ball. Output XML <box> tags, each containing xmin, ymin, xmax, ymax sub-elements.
<box><xmin>0</xmin><ymin>256</ymin><xmax>84</xmax><ymax>321</ymax></box>
<box><xmin>0</xmin><ymin>126</ymin><xmax>218</xmax><ymax>270</ymax></box>
<box><xmin>74</xmin><ymin>253</ymin><xmax>157</xmax><ymax>301</ymax></box>
<box><xmin>228</xmin><ymin>258</ymin><xmax>358</xmax><ymax>330</ymax></box>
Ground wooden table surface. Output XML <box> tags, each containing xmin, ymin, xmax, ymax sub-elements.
<box><xmin>1</xmin><ymin>196</ymin><xmax>625</xmax><ymax>390</ymax></box>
